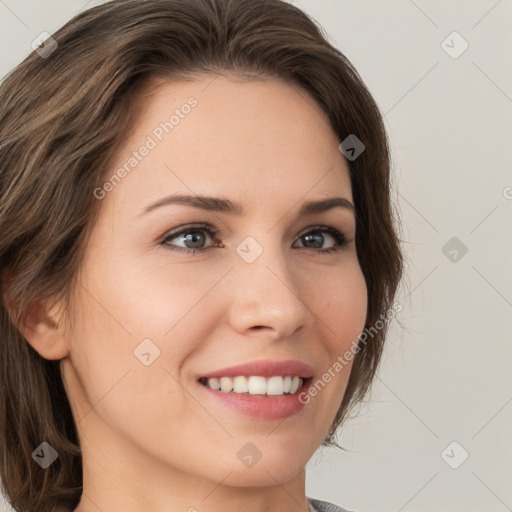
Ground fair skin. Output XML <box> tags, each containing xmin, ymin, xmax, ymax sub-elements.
<box><xmin>22</xmin><ymin>74</ymin><xmax>367</xmax><ymax>512</ymax></box>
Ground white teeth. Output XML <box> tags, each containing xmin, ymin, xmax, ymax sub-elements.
<box><xmin>219</xmin><ymin>376</ymin><xmax>233</xmax><ymax>392</ymax></box>
<box><xmin>248</xmin><ymin>376</ymin><xmax>267</xmax><ymax>395</ymax></box>
<box><xmin>289</xmin><ymin>376</ymin><xmax>301</xmax><ymax>394</ymax></box>
<box><xmin>267</xmin><ymin>376</ymin><xmax>284</xmax><ymax>395</ymax></box>
<box><xmin>233</xmin><ymin>376</ymin><xmax>249</xmax><ymax>393</ymax></box>
<box><xmin>202</xmin><ymin>375</ymin><xmax>305</xmax><ymax>396</ymax></box>
<box><xmin>207</xmin><ymin>377</ymin><xmax>221</xmax><ymax>390</ymax></box>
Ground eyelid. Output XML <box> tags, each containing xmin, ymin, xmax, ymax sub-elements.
<box><xmin>159</xmin><ymin>223</ymin><xmax>218</xmax><ymax>242</ymax></box>
<box><xmin>160</xmin><ymin>222</ymin><xmax>349</xmax><ymax>238</ymax></box>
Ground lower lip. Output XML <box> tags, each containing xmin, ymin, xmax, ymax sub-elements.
<box><xmin>197</xmin><ymin>379</ymin><xmax>313</xmax><ymax>420</ymax></box>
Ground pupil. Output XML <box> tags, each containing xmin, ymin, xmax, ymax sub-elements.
<box><xmin>185</xmin><ymin>231</ymin><xmax>205</xmax><ymax>248</ymax></box>
<box><xmin>304</xmin><ymin>232</ymin><xmax>323</xmax><ymax>248</ymax></box>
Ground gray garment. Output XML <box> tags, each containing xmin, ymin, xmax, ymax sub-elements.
<box><xmin>307</xmin><ymin>496</ymin><xmax>356</xmax><ymax>512</ymax></box>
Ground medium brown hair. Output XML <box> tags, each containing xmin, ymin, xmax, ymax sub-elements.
<box><xmin>0</xmin><ymin>0</ymin><xmax>404</xmax><ymax>510</ymax></box>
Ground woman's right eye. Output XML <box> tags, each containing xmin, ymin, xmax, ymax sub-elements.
<box><xmin>160</xmin><ymin>224</ymin><xmax>221</xmax><ymax>253</ymax></box>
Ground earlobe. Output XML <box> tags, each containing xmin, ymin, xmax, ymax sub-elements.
<box><xmin>9</xmin><ymin>298</ymin><xmax>70</xmax><ymax>361</ymax></box>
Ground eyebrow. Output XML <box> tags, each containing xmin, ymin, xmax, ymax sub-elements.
<box><xmin>138</xmin><ymin>194</ymin><xmax>355</xmax><ymax>217</ymax></box>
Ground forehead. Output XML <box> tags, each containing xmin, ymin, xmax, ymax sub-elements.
<box><xmin>105</xmin><ymin>74</ymin><xmax>352</xmax><ymax>216</ymax></box>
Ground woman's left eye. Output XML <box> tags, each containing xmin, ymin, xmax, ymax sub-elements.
<box><xmin>159</xmin><ymin>223</ymin><xmax>350</xmax><ymax>254</ymax></box>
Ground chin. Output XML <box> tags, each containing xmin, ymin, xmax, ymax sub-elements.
<box><xmin>223</xmin><ymin>462</ymin><xmax>305</xmax><ymax>488</ymax></box>
<box><xmin>210</xmin><ymin>443</ymin><xmax>309</xmax><ymax>487</ymax></box>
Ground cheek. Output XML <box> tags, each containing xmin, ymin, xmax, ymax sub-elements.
<box><xmin>68</xmin><ymin>253</ymin><xmax>224</xmax><ymax>405</ymax></box>
<box><xmin>80</xmin><ymin>244</ymin><xmax>224</xmax><ymax>340</ymax></box>
<box><xmin>66</xmin><ymin>282</ymin><xmax>197</xmax><ymax>448</ymax></box>
<box><xmin>308</xmin><ymin>263</ymin><xmax>368</xmax><ymax>352</ymax></box>
<box><xmin>288</xmin><ymin>266</ymin><xmax>367</xmax><ymax>432</ymax></box>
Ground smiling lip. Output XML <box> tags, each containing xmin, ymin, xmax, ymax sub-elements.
<box><xmin>198</xmin><ymin>377</ymin><xmax>313</xmax><ymax>419</ymax></box>
<box><xmin>197</xmin><ymin>359</ymin><xmax>314</xmax><ymax>379</ymax></box>
<box><xmin>196</xmin><ymin>359</ymin><xmax>314</xmax><ymax>420</ymax></box>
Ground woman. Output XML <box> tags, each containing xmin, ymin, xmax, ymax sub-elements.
<box><xmin>0</xmin><ymin>1</ymin><xmax>404</xmax><ymax>511</ymax></box>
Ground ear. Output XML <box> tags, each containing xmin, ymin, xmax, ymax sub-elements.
<box><xmin>8</xmin><ymin>296</ymin><xmax>70</xmax><ymax>361</ymax></box>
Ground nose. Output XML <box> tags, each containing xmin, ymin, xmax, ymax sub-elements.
<box><xmin>226</xmin><ymin>242</ymin><xmax>312</xmax><ymax>340</ymax></box>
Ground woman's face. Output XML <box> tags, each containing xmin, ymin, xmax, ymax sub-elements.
<box><xmin>61</xmin><ymin>74</ymin><xmax>367</xmax><ymax>497</ymax></box>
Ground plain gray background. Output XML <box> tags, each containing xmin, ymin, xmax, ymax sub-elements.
<box><xmin>1</xmin><ymin>1</ymin><xmax>511</xmax><ymax>511</ymax></box>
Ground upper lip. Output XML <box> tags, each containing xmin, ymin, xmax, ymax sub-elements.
<box><xmin>198</xmin><ymin>359</ymin><xmax>314</xmax><ymax>379</ymax></box>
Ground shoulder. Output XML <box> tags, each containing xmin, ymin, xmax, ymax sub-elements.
<box><xmin>307</xmin><ymin>496</ymin><xmax>358</xmax><ymax>512</ymax></box>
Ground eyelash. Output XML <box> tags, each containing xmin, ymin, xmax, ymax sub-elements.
<box><xmin>159</xmin><ymin>223</ymin><xmax>351</xmax><ymax>255</ymax></box>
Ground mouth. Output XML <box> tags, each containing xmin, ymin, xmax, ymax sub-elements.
<box><xmin>196</xmin><ymin>375</ymin><xmax>313</xmax><ymax>420</ymax></box>
<box><xmin>195</xmin><ymin>360</ymin><xmax>314</xmax><ymax>420</ymax></box>
<box><xmin>198</xmin><ymin>375</ymin><xmax>312</xmax><ymax>397</ymax></box>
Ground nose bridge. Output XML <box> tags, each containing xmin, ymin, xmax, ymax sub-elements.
<box><xmin>227</xmin><ymin>233</ymin><xmax>311</xmax><ymax>336</ymax></box>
